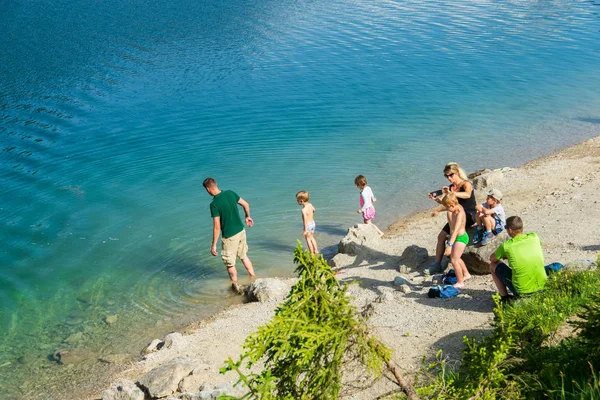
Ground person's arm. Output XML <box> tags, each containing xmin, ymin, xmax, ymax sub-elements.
<box><xmin>489</xmin><ymin>243</ymin><xmax>504</xmax><ymax>272</ymax></box>
<box><xmin>480</xmin><ymin>206</ymin><xmax>495</xmax><ymax>216</ymax></box>
<box><xmin>237</xmin><ymin>198</ymin><xmax>254</xmax><ymax>227</ymax></box>
<box><xmin>453</xmin><ymin>181</ymin><xmax>473</xmax><ymax>200</ymax></box>
<box><xmin>211</xmin><ymin>217</ymin><xmax>221</xmax><ymax>256</ymax></box>
<box><xmin>429</xmin><ymin>191</ymin><xmax>444</xmax><ymax>204</ymax></box>
<box><xmin>431</xmin><ymin>205</ymin><xmax>447</xmax><ymax>217</ymax></box>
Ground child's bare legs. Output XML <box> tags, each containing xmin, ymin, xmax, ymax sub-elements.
<box><xmin>450</xmin><ymin>242</ymin><xmax>470</xmax><ymax>288</ymax></box>
<box><xmin>434</xmin><ymin>230</ymin><xmax>447</xmax><ymax>263</ymax></box>
<box><xmin>483</xmin><ymin>215</ymin><xmax>497</xmax><ymax>232</ymax></box>
<box><xmin>305</xmin><ymin>232</ymin><xmax>318</xmax><ymax>254</ymax></box>
<box><xmin>364</xmin><ymin>218</ymin><xmax>384</xmax><ymax>237</ymax></box>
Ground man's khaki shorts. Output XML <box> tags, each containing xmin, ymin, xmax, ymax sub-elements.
<box><xmin>221</xmin><ymin>229</ymin><xmax>248</xmax><ymax>267</ymax></box>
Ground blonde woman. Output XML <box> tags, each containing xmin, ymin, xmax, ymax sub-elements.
<box><xmin>427</xmin><ymin>162</ymin><xmax>477</xmax><ymax>273</ymax></box>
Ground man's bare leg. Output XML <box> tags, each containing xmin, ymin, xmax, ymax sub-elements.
<box><xmin>227</xmin><ymin>265</ymin><xmax>238</xmax><ymax>282</ymax></box>
<box><xmin>241</xmin><ymin>257</ymin><xmax>255</xmax><ymax>277</ymax></box>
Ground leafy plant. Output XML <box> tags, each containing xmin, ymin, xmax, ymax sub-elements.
<box><xmin>420</xmin><ymin>268</ymin><xmax>600</xmax><ymax>399</ymax></box>
<box><xmin>219</xmin><ymin>244</ymin><xmax>399</xmax><ymax>399</ymax></box>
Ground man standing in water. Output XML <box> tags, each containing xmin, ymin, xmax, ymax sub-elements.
<box><xmin>203</xmin><ymin>178</ymin><xmax>255</xmax><ymax>293</ymax></box>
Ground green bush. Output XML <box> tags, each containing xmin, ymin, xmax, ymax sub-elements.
<box><xmin>420</xmin><ymin>267</ymin><xmax>600</xmax><ymax>399</ymax></box>
<box><xmin>219</xmin><ymin>244</ymin><xmax>391</xmax><ymax>400</ymax></box>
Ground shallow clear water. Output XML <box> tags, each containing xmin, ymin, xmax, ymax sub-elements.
<box><xmin>1</xmin><ymin>0</ymin><xmax>600</xmax><ymax>396</ymax></box>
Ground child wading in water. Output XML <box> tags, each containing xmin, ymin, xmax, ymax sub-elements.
<box><xmin>296</xmin><ymin>191</ymin><xmax>318</xmax><ymax>254</ymax></box>
<box><xmin>354</xmin><ymin>175</ymin><xmax>384</xmax><ymax>237</ymax></box>
<box><xmin>441</xmin><ymin>192</ymin><xmax>472</xmax><ymax>288</ymax></box>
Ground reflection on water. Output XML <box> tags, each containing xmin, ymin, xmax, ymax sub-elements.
<box><xmin>1</xmin><ymin>0</ymin><xmax>600</xmax><ymax>397</ymax></box>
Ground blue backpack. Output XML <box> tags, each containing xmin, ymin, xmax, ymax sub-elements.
<box><xmin>440</xmin><ymin>285</ymin><xmax>460</xmax><ymax>298</ymax></box>
<box><xmin>428</xmin><ymin>284</ymin><xmax>461</xmax><ymax>298</ymax></box>
<box><xmin>545</xmin><ymin>262</ymin><xmax>564</xmax><ymax>275</ymax></box>
<box><xmin>442</xmin><ymin>269</ymin><xmax>458</xmax><ymax>285</ymax></box>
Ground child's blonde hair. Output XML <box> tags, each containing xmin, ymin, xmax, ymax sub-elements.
<box><xmin>442</xmin><ymin>192</ymin><xmax>459</xmax><ymax>207</ymax></box>
<box><xmin>354</xmin><ymin>175</ymin><xmax>367</xmax><ymax>188</ymax></box>
<box><xmin>296</xmin><ymin>190</ymin><xmax>310</xmax><ymax>203</ymax></box>
<box><xmin>444</xmin><ymin>162</ymin><xmax>469</xmax><ymax>181</ymax></box>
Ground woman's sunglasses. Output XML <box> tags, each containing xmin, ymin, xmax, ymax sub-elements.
<box><xmin>444</xmin><ymin>173</ymin><xmax>455</xmax><ymax>178</ymax></box>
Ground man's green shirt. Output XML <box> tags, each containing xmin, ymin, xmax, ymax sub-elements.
<box><xmin>495</xmin><ymin>232</ymin><xmax>547</xmax><ymax>294</ymax></box>
<box><xmin>210</xmin><ymin>190</ymin><xmax>244</xmax><ymax>239</ymax></box>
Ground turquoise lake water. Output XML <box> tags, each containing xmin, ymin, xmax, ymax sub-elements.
<box><xmin>1</xmin><ymin>0</ymin><xmax>600</xmax><ymax>397</ymax></box>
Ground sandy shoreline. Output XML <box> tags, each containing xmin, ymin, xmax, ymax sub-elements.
<box><xmin>89</xmin><ymin>135</ymin><xmax>600</xmax><ymax>399</ymax></box>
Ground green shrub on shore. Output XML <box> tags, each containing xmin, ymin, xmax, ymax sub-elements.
<box><xmin>219</xmin><ymin>244</ymin><xmax>394</xmax><ymax>399</ymax></box>
<box><xmin>418</xmin><ymin>267</ymin><xmax>600</xmax><ymax>400</ymax></box>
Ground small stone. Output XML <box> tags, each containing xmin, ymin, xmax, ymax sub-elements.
<box><xmin>393</xmin><ymin>276</ymin><xmax>409</xmax><ymax>286</ymax></box>
<box><xmin>105</xmin><ymin>315</ymin><xmax>118</xmax><ymax>325</ymax></box>
<box><xmin>375</xmin><ymin>292</ymin><xmax>394</xmax><ymax>303</ymax></box>
<box><xmin>64</xmin><ymin>331</ymin><xmax>84</xmax><ymax>345</ymax></box>
<box><xmin>411</xmin><ymin>277</ymin><xmax>424</xmax><ymax>284</ymax></box>
<box><xmin>398</xmin><ymin>285</ymin><xmax>411</xmax><ymax>294</ymax></box>
<box><xmin>54</xmin><ymin>348</ymin><xmax>92</xmax><ymax>365</ymax></box>
<box><xmin>142</xmin><ymin>339</ymin><xmax>164</xmax><ymax>355</ymax></box>
<box><xmin>398</xmin><ymin>264</ymin><xmax>410</xmax><ymax>274</ymax></box>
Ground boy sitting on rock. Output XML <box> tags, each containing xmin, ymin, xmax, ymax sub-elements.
<box><xmin>474</xmin><ymin>188</ymin><xmax>506</xmax><ymax>246</ymax></box>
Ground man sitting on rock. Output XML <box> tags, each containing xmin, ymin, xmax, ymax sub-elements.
<box><xmin>489</xmin><ymin>216</ymin><xmax>547</xmax><ymax>303</ymax></box>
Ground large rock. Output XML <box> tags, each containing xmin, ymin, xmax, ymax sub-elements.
<box><xmin>563</xmin><ymin>259</ymin><xmax>597</xmax><ymax>272</ymax></box>
<box><xmin>472</xmin><ymin>169</ymin><xmax>506</xmax><ymax>190</ymax></box>
<box><xmin>54</xmin><ymin>348</ymin><xmax>92</xmax><ymax>365</ymax></box>
<box><xmin>246</xmin><ymin>278</ymin><xmax>289</xmax><ymax>302</ymax></box>
<box><xmin>460</xmin><ymin>231</ymin><xmax>509</xmax><ymax>275</ymax></box>
<box><xmin>328</xmin><ymin>253</ymin><xmax>356</xmax><ymax>269</ymax></box>
<box><xmin>142</xmin><ymin>338</ymin><xmax>164</xmax><ymax>355</ymax></box>
<box><xmin>164</xmin><ymin>332</ymin><xmax>183</xmax><ymax>349</ymax></box>
<box><xmin>338</xmin><ymin>224</ymin><xmax>384</xmax><ymax>256</ymax></box>
<box><xmin>137</xmin><ymin>359</ymin><xmax>196</xmax><ymax>398</ymax></box>
<box><xmin>178</xmin><ymin>383</ymin><xmax>245</xmax><ymax>400</ymax></box>
<box><xmin>177</xmin><ymin>363</ymin><xmax>211</xmax><ymax>393</ymax></box>
<box><xmin>399</xmin><ymin>245</ymin><xmax>428</xmax><ymax>269</ymax></box>
<box><xmin>102</xmin><ymin>380</ymin><xmax>145</xmax><ymax>400</ymax></box>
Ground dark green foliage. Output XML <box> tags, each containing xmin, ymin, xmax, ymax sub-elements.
<box><xmin>420</xmin><ymin>267</ymin><xmax>600</xmax><ymax>399</ymax></box>
<box><xmin>219</xmin><ymin>244</ymin><xmax>391</xmax><ymax>399</ymax></box>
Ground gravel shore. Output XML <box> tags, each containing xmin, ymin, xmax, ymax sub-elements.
<box><xmin>97</xmin><ymin>135</ymin><xmax>600</xmax><ymax>399</ymax></box>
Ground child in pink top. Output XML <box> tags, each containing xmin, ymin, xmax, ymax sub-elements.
<box><xmin>355</xmin><ymin>175</ymin><xmax>384</xmax><ymax>237</ymax></box>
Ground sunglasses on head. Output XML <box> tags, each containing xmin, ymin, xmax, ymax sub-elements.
<box><xmin>444</xmin><ymin>173</ymin><xmax>455</xmax><ymax>178</ymax></box>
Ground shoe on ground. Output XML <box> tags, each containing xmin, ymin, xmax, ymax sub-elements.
<box><xmin>231</xmin><ymin>282</ymin><xmax>245</xmax><ymax>295</ymax></box>
<box><xmin>480</xmin><ymin>232</ymin><xmax>494</xmax><ymax>246</ymax></box>
<box><xmin>423</xmin><ymin>261</ymin><xmax>443</xmax><ymax>275</ymax></box>
<box><xmin>472</xmin><ymin>228</ymin><xmax>484</xmax><ymax>244</ymax></box>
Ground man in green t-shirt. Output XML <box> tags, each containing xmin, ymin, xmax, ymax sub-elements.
<box><xmin>203</xmin><ymin>178</ymin><xmax>255</xmax><ymax>291</ymax></box>
<box><xmin>489</xmin><ymin>216</ymin><xmax>547</xmax><ymax>302</ymax></box>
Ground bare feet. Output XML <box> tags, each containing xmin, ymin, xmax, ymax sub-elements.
<box><xmin>453</xmin><ymin>282</ymin><xmax>465</xmax><ymax>289</ymax></box>
<box><xmin>464</xmin><ymin>274</ymin><xmax>472</xmax><ymax>281</ymax></box>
